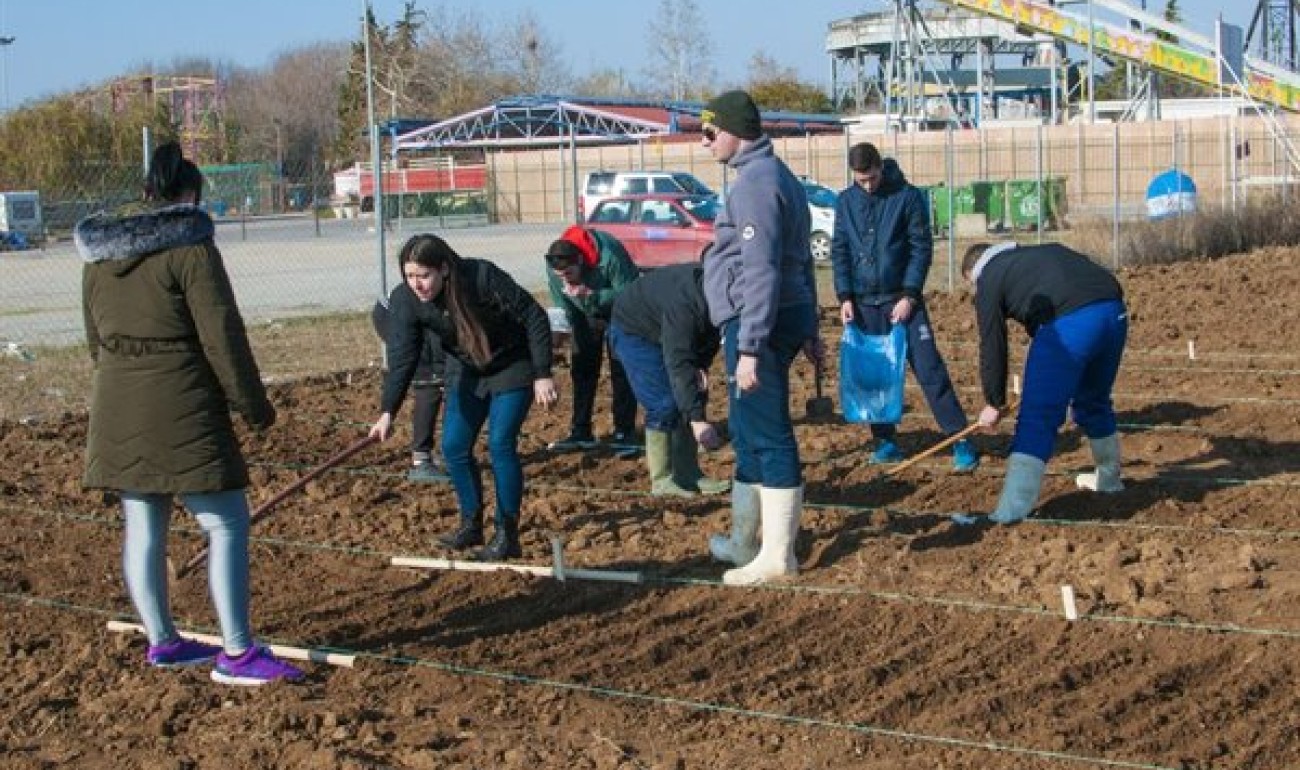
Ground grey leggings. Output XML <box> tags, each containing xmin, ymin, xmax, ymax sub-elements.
<box><xmin>121</xmin><ymin>490</ymin><xmax>253</xmax><ymax>654</ymax></box>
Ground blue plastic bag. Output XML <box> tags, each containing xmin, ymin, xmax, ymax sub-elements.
<box><xmin>839</xmin><ymin>323</ymin><xmax>907</xmax><ymax>424</ymax></box>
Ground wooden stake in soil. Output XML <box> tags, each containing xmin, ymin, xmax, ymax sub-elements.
<box><xmin>1188</xmin><ymin>339</ymin><xmax>1196</xmax><ymax>360</ymax></box>
<box><xmin>1060</xmin><ymin>585</ymin><xmax>1079</xmax><ymax>621</ymax></box>
<box><xmin>106</xmin><ymin>620</ymin><xmax>356</xmax><ymax>667</ymax></box>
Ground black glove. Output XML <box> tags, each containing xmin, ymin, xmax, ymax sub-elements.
<box><xmin>247</xmin><ymin>400</ymin><xmax>277</xmax><ymax>431</ymax></box>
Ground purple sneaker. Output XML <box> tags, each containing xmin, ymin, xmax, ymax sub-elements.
<box><xmin>147</xmin><ymin>637</ymin><xmax>222</xmax><ymax>668</ymax></box>
<box><xmin>210</xmin><ymin>645</ymin><xmax>304</xmax><ymax>686</ymax></box>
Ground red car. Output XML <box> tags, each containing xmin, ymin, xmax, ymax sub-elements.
<box><xmin>585</xmin><ymin>194</ymin><xmax>718</xmax><ymax>269</ymax></box>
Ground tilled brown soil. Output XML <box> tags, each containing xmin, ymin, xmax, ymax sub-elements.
<box><xmin>3</xmin><ymin>247</ymin><xmax>1299</xmax><ymax>770</ymax></box>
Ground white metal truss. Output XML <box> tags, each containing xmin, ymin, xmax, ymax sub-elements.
<box><xmin>394</xmin><ymin>97</ymin><xmax>672</xmax><ymax>150</ymax></box>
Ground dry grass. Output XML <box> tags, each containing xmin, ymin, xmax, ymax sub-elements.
<box><xmin>0</xmin><ymin>312</ymin><xmax>382</xmax><ymax>423</ymax></box>
<box><xmin>1066</xmin><ymin>193</ymin><xmax>1300</xmax><ymax>267</ymax></box>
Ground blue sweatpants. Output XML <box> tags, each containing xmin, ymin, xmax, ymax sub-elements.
<box><xmin>1014</xmin><ymin>299</ymin><xmax>1128</xmax><ymax>461</ymax></box>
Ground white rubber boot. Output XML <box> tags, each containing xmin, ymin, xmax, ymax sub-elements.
<box><xmin>1075</xmin><ymin>433</ymin><xmax>1124</xmax><ymax>492</ymax></box>
<box><xmin>988</xmin><ymin>453</ymin><xmax>1047</xmax><ymax>524</ymax></box>
<box><xmin>722</xmin><ymin>486</ymin><xmax>801</xmax><ymax>586</ymax></box>
<box><xmin>708</xmin><ymin>481</ymin><xmax>760</xmax><ymax>566</ymax></box>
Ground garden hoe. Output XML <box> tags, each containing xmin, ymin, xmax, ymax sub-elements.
<box><xmin>805</xmin><ymin>361</ymin><xmax>835</xmax><ymax>422</ymax></box>
<box><xmin>172</xmin><ymin>433</ymin><xmax>379</xmax><ymax>580</ymax></box>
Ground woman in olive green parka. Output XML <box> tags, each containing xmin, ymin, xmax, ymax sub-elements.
<box><xmin>75</xmin><ymin>142</ymin><xmax>302</xmax><ymax>686</ymax></box>
<box><xmin>80</xmin><ymin>207</ymin><xmax>269</xmax><ymax>491</ymax></box>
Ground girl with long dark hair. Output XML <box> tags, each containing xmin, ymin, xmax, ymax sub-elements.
<box><xmin>370</xmin><ymin>234</ymin><xmax>557</xmax><ymax>560</ymax></box>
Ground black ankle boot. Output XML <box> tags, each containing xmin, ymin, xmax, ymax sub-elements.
<box><xmin>438</xmin><ymin>518</ymin><xmax>484</xmax><ymax>550</ymax></box>
<box><xmin>476</xmin><ymin>523</ymin><xmax>522</xmax><ymax>562</ymax></box>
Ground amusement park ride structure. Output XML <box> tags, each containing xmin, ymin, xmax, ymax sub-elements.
<box><xmin>828</xmin><ymin>0</ymin><xmax>1300</xmax><ymax>130</ymax></box>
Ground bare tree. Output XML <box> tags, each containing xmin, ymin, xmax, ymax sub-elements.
<box><xmin>333</xmin><ymin>3</ymin><xmax>424</xmax><ymax>166</ymax></box>
<box><xmin>501</xmin><ymin>10</ymin><xmax>571</xmax><ymax>95</ymax></box>
<box><xmin>409</xmin><ymin>6</ymin><xmax>507</xmax><ymax>117</ymax></box>
<box><xmin>644</xmin><ymin>0</ymin><xmax>714</xmax><ymax>101</ymax></box>
<box><xmin>572</xmin><ymin>68</ymin><xmax>648</xmax><ymax>99</ymax></box>
<box><xmin>226</xmin><ymin>43</ymin><xmax>349</xmax><ymax>178</ymax></box>
<box><xmin>746</xmin><ymin>50</ymin><xmax>833</xmax><ymax>113</ymax></box>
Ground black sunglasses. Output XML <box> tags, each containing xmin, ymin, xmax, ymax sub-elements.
<box><xmin>546</xmin><ymin>254</ymin><xmax>579</xmax><ymax>269</ymax></box>
<box><xmin>702</xmin><ymin>126</ymin><xmax>718</xmax><ymax>141</ymax></box>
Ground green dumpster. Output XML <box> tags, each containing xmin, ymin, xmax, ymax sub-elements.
<box><xmin>1006</xmin><ymin>179</ymin><xmax>1044</xmax><ymax>231</ymax></box>
<box><xmin>969</xmin><ymin>180</ymin><xmax>1006</xmax><ymax>232</ymax></box>
<box><xmin>925</xmin><ymin>184</ymin><xmax>956</xmax><ymax>236</ymax></box>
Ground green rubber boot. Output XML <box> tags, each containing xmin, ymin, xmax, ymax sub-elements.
<box><xmin>670</xmin><ymin>422</ymin><xmax>730</xmax><ymax>495</ymax></box>
<box><xmin>647</xmin><ymin>429</ymin><xmax>695</xmax><ymax>497</ymax></box>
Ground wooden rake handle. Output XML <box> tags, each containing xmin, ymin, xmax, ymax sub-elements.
<box><xmin>175</xmin><ymin>433</ymin><xmax>379</xmax><ymax>579</ymax></box>
<box><xmin>881</xmin><ymin>397</ymin><xmax>1021</xmax><ymax>478</ymax></box>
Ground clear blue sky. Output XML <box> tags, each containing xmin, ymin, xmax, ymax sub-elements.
<box><xmin>0</xmin><ymin>0</ymin><xmax>1256</xmax><ymax>111</ymax></box>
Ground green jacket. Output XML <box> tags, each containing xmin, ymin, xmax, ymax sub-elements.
<box><xmin>546</xmin><ymin>229</ymin><xmax>640</xmax><ymax>326</ymax></box>
<box><xmin>76</xmin><ymin>204</ymin><xmax>273</xmax><ymax>493</ymax></box>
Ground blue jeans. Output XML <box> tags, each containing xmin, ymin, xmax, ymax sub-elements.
<box><xmin>121</xmin><ymin>490</ymin><xmax>252</xmax><ymax>654</ymax></box>
<box><xmin>723</xmin><ymin>303</ymin><xmax>817</xmax><ymax>489</ymax></box>
<box><xmin>441</xmin><ymin>379</ymin><xmax>532</xmax><ymax>527</ymax></box>
<box><xmin>608</xmin><ymin>321</ymin><xmax>680</xmax><ymax>432</ymax></box>
<box><xmin>851</xmin><ymin>300</ymin><xmax>968</xmax><ymax>439</ymax></box>
<box><xmin>1014</xmin><ymin>299</ymin><xmax>1128</xmax><ymax>461</ymax></box>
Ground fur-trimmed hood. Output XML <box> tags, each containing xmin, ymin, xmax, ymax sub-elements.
<box><xmin>74</xmin><ymin>204</ymin><xmax>214</xmax><ymax>266</ymax></box>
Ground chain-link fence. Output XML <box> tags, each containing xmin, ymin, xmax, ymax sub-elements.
<box><xmin>3</xmin><ymin>113</ymin><xmax>1298</xmax><ymax>350</ymax></box>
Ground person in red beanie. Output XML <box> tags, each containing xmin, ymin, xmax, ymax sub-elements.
<box><xmin>544</xmin><ymin>224</ymin><xmax>642</xmax><ymax>456</ymax></box>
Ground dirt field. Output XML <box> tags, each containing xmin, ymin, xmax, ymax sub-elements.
<box><xmin>2</xmin><ymin>246</ymin><xmax>1298</xmax><ymax>770</ymax></box>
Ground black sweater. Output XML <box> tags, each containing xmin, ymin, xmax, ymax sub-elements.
<box><xmin>382</xmin><ymin>259</ymin><xmax>552</xmax><ymax>415</ymax></box>
<box><xmin>974</xmin><ymin>243</ymin><xmax>1123</xmax><ymax>408</ymax></box>
<box><xmin>612</xmin><ymin>264</ymin><xmax>720</xmax><ymax>422</ymax></box>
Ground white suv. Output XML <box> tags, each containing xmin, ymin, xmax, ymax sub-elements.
<box><xmin>580</xmin><ymin>170</ymin><xmax>715</xmax><ymax>222</ymax></box>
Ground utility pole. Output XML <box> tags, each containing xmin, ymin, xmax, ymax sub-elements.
<box><xmin>361</xmin><ymin>0</ymin><xmax>387</xmax><ymax>299</ymax></box>
<box><xmin>0</xmin><ymin>36</ymin><xmax>14</xmax><ymax>112</ymax></box>
<box><xmin>273</xmin><ymin>118</ymin><xmax>284</xmax><ymax>212</ymax></box>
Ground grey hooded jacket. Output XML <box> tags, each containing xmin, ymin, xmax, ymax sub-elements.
<box><xmin>702</xmin><ymin>136</ymin><xmax>817</xmax><ymax>354</ymax></box>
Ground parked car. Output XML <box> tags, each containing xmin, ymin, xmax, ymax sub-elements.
<box><xmin>801</xmin><ymin>178</ymin><xmax>838</xmax><ymax>262</ymax></box>
<box><xmin>580</xmin><ymin>170</ymin><xmax>715</xmax><ymax>222</ymax></box>
<box><xmin>585</xmin><ymin>193</ymin><xmax>718</xmax><ymax>269</ymax></box>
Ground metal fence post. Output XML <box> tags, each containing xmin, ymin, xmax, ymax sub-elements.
<box><xmin>1036</xmin><ymin>123</ymin><xmax>1044</xmax><ymax>242</ymax></box>
<box><xmin>1229</xmin><ymin>116</ymin><xmax>1239</xmax><ymax>216</ymax></box>
<box><xmin>946</xmin><ymin>126</ymin><xmax>955</xmax><ymax>292</ymax></box>
<box><xmin>1112</xmin><ymin>121</ymin><xmax>1120</xmax><ymax>269</ymax></box>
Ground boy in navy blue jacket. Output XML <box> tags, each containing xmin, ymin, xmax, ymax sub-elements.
<box><xmin>831</xmin><ymin>142</ymin><xmax>978</xmax><ymax>472</ymax></box>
